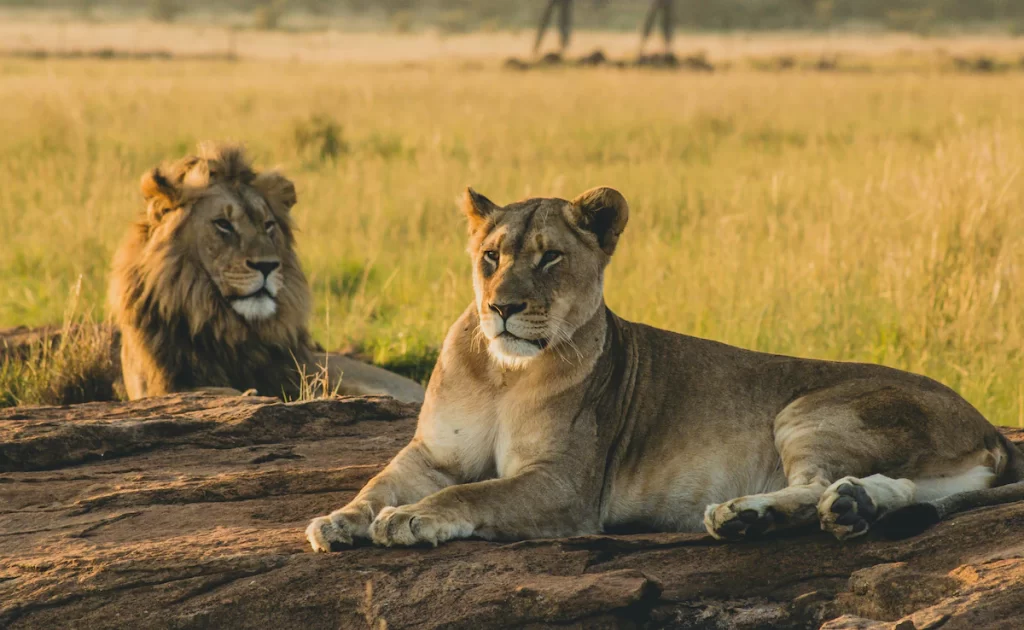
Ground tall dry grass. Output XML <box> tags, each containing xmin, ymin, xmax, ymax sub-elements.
<box><xmin>0</xmin><ymin>278</ymin><xmax>119</xmax><ymax>406</ymax></box>
<box><xmin>0</xmin><ymin>52</ymin><xmax>1021</xmax><ymax>423</ymax></box>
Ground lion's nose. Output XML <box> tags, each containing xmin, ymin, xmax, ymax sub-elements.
<box><xmin>489</xmin><ymin>302</ymin><xmax>527</xmax><ymax>321</ymax></box>
<box><xmin>246</xmin><ymin>260</ymin><xmax>280</xmax><ymax>278</ymax></box>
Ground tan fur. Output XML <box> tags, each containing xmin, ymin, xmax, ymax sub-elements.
<box><xmin>109</xmin><ymin>143</ymin><xmax>424</xmax><ymax>403</ymax></box>
<box><xmin>306</xmin><ymin>186</ymin><xmax>1020</xmax><ymax>551</ymax></box>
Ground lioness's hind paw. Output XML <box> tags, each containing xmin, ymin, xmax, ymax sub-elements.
<box><xmin>818</xmin><ymin>478</ymin><xmax>877</xmax><ymax>540</ymax></box>
<box><xmin>305</xmin><ymin>516</ymin><xmax>352</xmax><ymax>552</ymax></box>
<box><xmin>704</xmin><ymin>498</ymin><xmax>778</xmax><ymax>541</ymax></box>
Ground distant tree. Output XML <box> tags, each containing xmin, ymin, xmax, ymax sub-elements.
<box><xmin>640</xmin><ymin>0</ymin><xmax>675</xmax><ymax>53</ymax></box>
<box><xmin>534</xmin><ymin>0</ymin><xmax>574</xmax><ymax>54</ymax></box>
<box><xmin>535</xmin><ymin>0</ymin><xmax>678</xmax><ymax>55</ymax></box>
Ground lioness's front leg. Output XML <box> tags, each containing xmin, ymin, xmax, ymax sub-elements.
<box><xmin>369</xmin><ymin>465</ymin><xmax>593</xmax><ymax>547</ymax></box>
<box><xmin>306</xmin><ymin>440</ymin><xmax>457</xmax><ymax>552</ymax></box>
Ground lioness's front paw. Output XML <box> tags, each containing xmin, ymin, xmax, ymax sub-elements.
<box><xmin>305</xmin><ymin>508</ymin><xmax>369</xmax><ymax>552</ymax></box>
<box><xmin>306</xmin><ymin>516</ymin><xmax>349</xmax><ymax>552</ymax></box>
<box><xmin>704</xmin><ymin>496</ymin><xmax>779</xmax><ymax>541</ymax></box>
<box><xmin>369</xmin><ymin>506</ymin><xmax>472</xmax><ymax>547</ymax></box>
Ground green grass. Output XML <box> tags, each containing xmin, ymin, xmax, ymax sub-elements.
<box><xmin>1</xmin><ymin>56</ymin><xmax>1022</xmax><ymax>424</ymax></box>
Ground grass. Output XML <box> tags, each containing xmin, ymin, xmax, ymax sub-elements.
<box><xmin>0</xmin><ymin>278</ymin><xmax>119</xmax><ymax>407</ymax></box>
<box><xmin>289</xmin><ymin>355</ymin><xmax>343</xmax><ymax>403</ymax></box>
<box><xmin>0</xmin><ymin>35</ymin><xmax>1022</xmax><ymax>425</ymax></box>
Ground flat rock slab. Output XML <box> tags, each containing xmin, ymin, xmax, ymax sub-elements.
<box><xmin>2</xmin><ymin>395</ymin><xmax>1023</xmax><ymax>629</ymax></box>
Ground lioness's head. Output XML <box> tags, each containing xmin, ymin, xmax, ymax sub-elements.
<box><xmin>135</xmin><ymin>144</ymin><xmax>304</xmax><ymax>323</ymax></box>
<box><xmin>462</xmin><ymin>187</ymin><xmax>629</xmax><ymax>369</ymax></box>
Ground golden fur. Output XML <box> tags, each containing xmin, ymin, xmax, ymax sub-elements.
<box><xmin>110</xmin><ymin>144</ymin><xmax>426</xmax><ymax>403</ymax></box>
<box><xmin>109</xmin><ymin>143</ymin><xmax>315</xmax><ymax>399</ymax></box>
<box><xmin>307</xmin><ymin>186</ymin><xmax>1023</xmax><ymax>551</ymax></box>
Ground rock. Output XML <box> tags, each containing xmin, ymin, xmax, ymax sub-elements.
<box><xmin>538</xmin><ymin>52</ymin><xmax>564</xmax><ymax>66</ymax></box>
<box><xmin>635</xmin><ymin>52</ymin><xmax>679</xmax><ymax>68</ymax></box>
<box><xmin>576</xmin><ymin>49</ymin><xmax>608</xmax><ymax>67</ymax></box>
<box><xmin>503</xmin><ymin>57</ymin><xmax>531</xmax><ymax>71</ymax></box>
<box><xmin>2</xmin><ymin>395</ymin><xmax>1024</xmax><ymax>629</ymax></box>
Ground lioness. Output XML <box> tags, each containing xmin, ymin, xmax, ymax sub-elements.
<box><xmin>306</xmin><ymin>186</ymin><xmax>1023</xmax><ymax>550</ymax></box>
<box><xmin>109</xmin><ymin>143</ymin><xmax>424</xmax><ymax>403</ymax></box>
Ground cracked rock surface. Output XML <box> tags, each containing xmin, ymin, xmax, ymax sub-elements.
<box><xmin>2</xmin><ymin>394</ymin><xmax>1023</xmax><ymax>629</ymax></box>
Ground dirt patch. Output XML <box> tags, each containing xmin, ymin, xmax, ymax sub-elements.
<box><xmin>2</xmin><ymin>394</ymin><xmax>1023</xmax><ymax>628</ymax></box>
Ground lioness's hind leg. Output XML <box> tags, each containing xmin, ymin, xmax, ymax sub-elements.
<box><xmin>817</xmin><ymin>475</ymin><xmax>915</xmax><ymax>540</ymax></box>
<box><xmin>706</xmin><ymin>387</ymin><xmax>929</xmax><ymax>542</ymax></box>
<box><xmin>771</xmin><ymin>381</ymin><xmax>1001</xmax><ymax>541</ymax></box>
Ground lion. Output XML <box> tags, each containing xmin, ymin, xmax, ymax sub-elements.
<box><xmin>306</xmin><ymin>186</ymin><xmax>1024</xmax><ymax>551</ymax></box>
<box><xmin>108</xmin><ymin>143</ymin><xmax>424</xmax><ymax>404</ymax></box>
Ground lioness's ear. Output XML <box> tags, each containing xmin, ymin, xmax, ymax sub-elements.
<box><xmin>140</xmin><ymin>167</ymin><xmax>179</xmax><ymax>223</ymax></box>
<box><xmin>461</xmin><ymin>187</ymin><xmax>500</xmax><ymax>231</ymax></box>
<box><xmin>252</xmin><ymin>171</ymin><xmax>297</xmax><ymax>214</ymax></box>
<box><xmin>569</xmin><ymin>187</ymin><xmax>629</xmax><ymax>256</ymax></box>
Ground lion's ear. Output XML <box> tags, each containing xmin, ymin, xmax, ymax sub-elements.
<box><xmin>252</xmin><ymin>171</ymin><xmax>297</xmax><ymax>214</ymax></box>
<box><xmin>140</xmin><ymin>167</ymin><xmax>180</xmax><ymax>223</ymax></box>
<box><xmin>569</xmin><ymin>187</ymin><xmax>629</xmax><ymax>256</ymax></box>
<box><xmin>461</xmin><ymin>187</ymin><xmax>500</xmax><ymax>232</ymax></box>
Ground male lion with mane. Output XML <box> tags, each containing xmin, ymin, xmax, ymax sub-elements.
<box><xmin>307</xmin><ymin>186</ymin><xmax>1024</xmax><ymax>550</ymax></box>
<box><xmin>109</xmin><ymin>143</ymin><xmax>423</xmax><ymax>403</ymax></box>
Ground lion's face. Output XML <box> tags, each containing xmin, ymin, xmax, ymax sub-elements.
<box><xmin>185</xmin><ymin>183</ymin><xmax>286</xmax><ymax>321</ymax></box>
<box><xmin>462</xmin><ymin>187</ymin><xmax>629</xmax><ymax>370</ymax></box>
<box><xmin>114</xmin><ymin>144</ymin><xmax>311</xmax><ymax>341</ymax></box>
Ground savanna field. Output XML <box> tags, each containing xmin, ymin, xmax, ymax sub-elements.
<box><xmin>1</xmin><ymin>28</ymin><xmax>1023</xmax><ymax>424</ymax></box>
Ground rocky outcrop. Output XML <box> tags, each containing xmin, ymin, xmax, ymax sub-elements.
<box><xmin>2</xmin><ymin>394</ymin><xmax>1023</xmax><ymax>629</ymax></box>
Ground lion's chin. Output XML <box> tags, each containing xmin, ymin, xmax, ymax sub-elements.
<box><xmin>488</xmin><ymin>334</ymin><xmax>543</xmax><ymax>370</ymax></box>
<box><xmin>231</xmin><ymin>295</ymin><xmax>278</xmax><ymax>321</ymax></box>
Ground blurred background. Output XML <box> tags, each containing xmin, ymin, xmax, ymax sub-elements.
<box><xmin>4</xmin><ymin>0</ymin><xmax>1024</xmax><ymax>35</ymax></box>
<box><xmin>3</xmin><ymin>1</ymin><xmax>1024</xmax><ymax>61</ymax></box>
<box><xmin>1</xmin><ymin>1</ymin><xmax>1023</xmax><ymax>425</ymax></box>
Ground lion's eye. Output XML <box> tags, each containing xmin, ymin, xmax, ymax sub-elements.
<box><xmin>213</xmin><ymin>219</ymin><xmax>235</xmax><ymax>234</ymax></box>
<box><xmin>539</xmin><ymin>250</ymin><xmax>563</xmax><ymax>268</ymax></box>
<box><xmin>483</xmin><ymin>250</ymin><xmax>499</xmax><ymax>264</ymax></box>
<box><xmin>265</xmin><ymin>220</ymin><xmax>276</xmax><ymax>232</ymax></box>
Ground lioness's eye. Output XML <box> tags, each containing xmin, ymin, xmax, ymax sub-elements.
<box><xmin>265</xmin><ymin>220</ymin><xmax>276</xmax><ymax>232</ymax></box>
<box><xmin>483</xmin><ymin>250</ymin><xmax>499</xmax><ymax>264</ymax></box>
<box><xmin>213</xmin><ymin>219</ymin><xmax>235</xmax><ymax>234</ymax></box>
<box><xmin>539</xmin><ymin>250</ymin><xmax>563</xmax><ymax>268</ymax></box>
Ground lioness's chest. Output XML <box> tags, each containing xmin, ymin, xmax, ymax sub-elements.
<box><xmin>428</xmin><ymin>385</ymin><xmax>556</xmax><ymax>482</ymax></box>
<box><xmin>490</xmin><ymin>396</ymin><xmax>547</xmax><ymax>479</ymax></box>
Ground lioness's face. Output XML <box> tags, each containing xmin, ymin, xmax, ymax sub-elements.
<box><xmin>463</xmin><ymin>187</ymin><xmax>629</xmax><ymax>369</ymax></box>
<box><xmin>186</xmin><ymin>184</ymin><xmax>286</xmax><ymax>321</ymax></box>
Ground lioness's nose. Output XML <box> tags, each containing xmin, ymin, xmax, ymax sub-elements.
<box><xmin>489</xmin><ymin>302</ymin><xmax>527</xmax><ymax>320</ymax></box>
<box><xmin>246</xmin><ymin>260</ymin><xmax>280</xmax><ymax>278</ymax></box>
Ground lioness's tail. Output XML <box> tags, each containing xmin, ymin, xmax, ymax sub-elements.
<box><xmin>880</xmin><ymin>432</ymin><xmax>1024</xmax><ymax>540</ymax></box>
